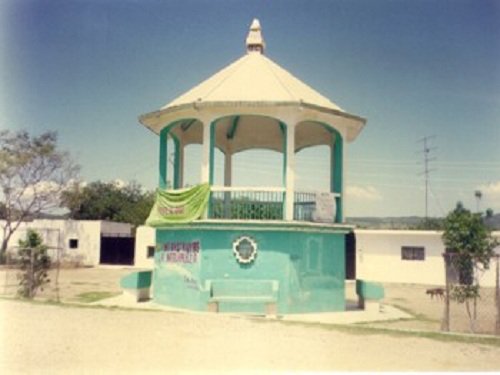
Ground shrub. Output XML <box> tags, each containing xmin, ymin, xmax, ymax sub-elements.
<box><xmin>17</xmin><ymin>230</ymin><xmax>51</xmax><ymax>299</ymax></box>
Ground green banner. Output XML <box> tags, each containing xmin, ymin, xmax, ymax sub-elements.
<box><xmin>146</xmin><ymin>183</ymin><xmax>210</xmax><ymax>226</ymax></box>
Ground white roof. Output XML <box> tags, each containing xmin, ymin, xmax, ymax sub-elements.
<box><xmin>140</xmin><ymin>19</ymin><xmax>366</xmax><ymax>142</ymax></box>
<box><xmin>162</xmin><ymin>52</ymin><xmax>343</xmax><ymax>112</ymax></box>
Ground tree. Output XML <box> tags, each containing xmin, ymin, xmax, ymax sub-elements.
<box><xmin>474</xmin><ymin>190</ymin><xmax>482</xmax><ymax>213</ymax></box>
<box><xmin>61</xmin><ymin>180</ymin><xmax>154</xmax><ymax>227</ymax></box>
<box><xmin>442</xmin><ymin>203</ymin><xmax>498</xmax><ymax>332</ymax></box>
<box><xmin>17</xmin><ymin>229</ymin><xmax>51</xmax><ymax>299</ymax></box>
<box><xmin>0</xmin><ymin>131</ymin><xmax>79</xmax><ymax>257</ymax></box>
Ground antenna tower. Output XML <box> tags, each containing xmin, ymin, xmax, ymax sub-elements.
<box><xmin>418</xmin><ymin>135</ymin><xmax>436</xmax><ymax>220</ymax></box>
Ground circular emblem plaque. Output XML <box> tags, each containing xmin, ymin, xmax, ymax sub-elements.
<box><xmin>232</xmin><ymin>236</ymin><xmax>257</xmax><ymax>264</ymax></box>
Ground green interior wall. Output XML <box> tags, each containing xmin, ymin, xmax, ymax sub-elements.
<box><xmin>153</xmin><ymin>223</ymin><xmax>347</xmax><ymax>314</ymax></box>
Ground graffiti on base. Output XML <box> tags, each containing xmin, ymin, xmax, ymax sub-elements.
<box><xmin>159</xmin><ymin>240</ymin><xmax>200</xmax><ymax>264</ymax></box>
<box><xmin>183</xmin><ymin>276</ymin><xmax>199</xmax><ymax>290</ymax></box>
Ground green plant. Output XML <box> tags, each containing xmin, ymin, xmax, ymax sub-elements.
<box><xmin>442</xmin><ymin>203</ymin><xmax>498</xmax><ymax>332</ymax></box>
<box><xmin>17</xmin><ymin>230</ymin><xmax>51</xmax><ymax>299</ymax></box>
<box><xmin>61</xmin><ymin>180</ymin><xmax>154</xmax><ymax>227</ymax></box>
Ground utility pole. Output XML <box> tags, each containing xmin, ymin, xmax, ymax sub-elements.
<box><xmin>474</xmin><ymin>190</ymin><xmax>482</xmax><ymax>213</ymax></box>
<box><xmin>418</xmin><ymin>136</ymin><xmax>436</xmax><ymax>221</ymax></box>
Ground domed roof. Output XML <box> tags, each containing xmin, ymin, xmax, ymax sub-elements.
<box><xmin>140</xmin><ymin>19</ymin><xmax>366</xmax><ymax>142</ymax></box>
<box><xmin>162</xmin><ymin>19</ymin><xmax>342</xmax><ymax>112</ymax></box>
<box><xmin>162</xmin><ymin>48</ymin><xmax>343</xmax><ymax>112</ymax></box>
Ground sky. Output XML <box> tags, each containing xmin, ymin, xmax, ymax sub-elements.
<box><xmin>1</xmin><ymin>0</ymin><xmax>499</xmax><ymax>218</ymax></box>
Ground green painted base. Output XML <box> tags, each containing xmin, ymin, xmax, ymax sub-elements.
<box><xmin>152</xmin><ymin>221</ymin><xmax>349</xmax><ymax>314</ymax></box>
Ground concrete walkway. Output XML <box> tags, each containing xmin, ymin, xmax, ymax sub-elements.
<box><xmin>92</xmin><ymin>293</ymin><xmax>411</xmax><ymax>324</ymax></box>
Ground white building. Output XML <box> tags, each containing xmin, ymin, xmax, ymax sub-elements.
<box><xmin>134</xmin><ymin>227</ymin><xmax>500</xmax><ymax>286</ymax></box>
<box><xmin>6</xmin><ymin>220</ymin><xmax>498</xmax><ymax>287</ymax></box>
<box><xmin>1</xmin><ymin>219</ymin><xmax>133</xmax><ymax>267</ymax></box>
<box><xmin>355</xmin><ymin>229</ymin><xmax>500</xmax><ymax>287</ymax></box>
<box><xmin>134</xmin><ymin>225</ymin><xmax>156</xmax><ymax>269</ymax></box>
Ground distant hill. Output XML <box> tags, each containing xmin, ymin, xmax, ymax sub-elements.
<box><xmin>346</xmin><ymin>216</ymin><xmax>427</xmax><ymax>229</ymax></box>
<box><xmin>347</xmin><ymin>214</ymin><xmax>500</xmax><ymax>231</ymax></box>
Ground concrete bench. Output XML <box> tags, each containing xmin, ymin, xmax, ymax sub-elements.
<box><xmin>206</xmin><ymin>279</ymin><xmax>279</xmax><ymax>315</ymax></box>
<box><xmin>120</xmin><ymin>270</ymin><xmax>153</xmax><ymax>302</ymax></box>
<box><xmin>355</xmin><ymin>279</ymin><xmax>385</xmax><ymax>312</ymax></box>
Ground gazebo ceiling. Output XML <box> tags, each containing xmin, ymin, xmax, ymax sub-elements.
<box><xmin>168</xmin><ymin>116</ymin><xmax>338</xmax><ymax>155</ymax></box>
<box><xmin>139</xmin><ymin>19</ymin><xmax>366</xmax><ymax>145</ymax></box>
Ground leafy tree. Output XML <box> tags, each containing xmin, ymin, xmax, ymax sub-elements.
<box><xmin>17</xmin><ymin>230</ymin><xmax>51</xmax><ymax>299</ymax></box>
<box><xmin>61</xmin><ymin>180</ymin><xmax>154</xmax><ymax>227</ymax></box>
<box><xmin>486</xmin><ymin>208</ymin><xmax>494</xmax><ymax>218</ymax></box>
<box><xmin>0</xmin><ymin>131</ymin><xmax>79</xmax><ymax>257</ymax></box>
<box><xmin>442</xmin><ymin>203</ymin><xmax>498</xmax><ymax>332</ymax></box>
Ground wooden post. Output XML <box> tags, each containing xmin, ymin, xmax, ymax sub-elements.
<box><xmin>495</xmin><ymin>255</ymin><xmax>500</xmax><ymax>336</ymax></box>
<box><xmin>55</xmin><ymin>229</ymin><xmax>61</xmax><ymax>303</ymax></box>
<box><xmin>441</xmin><ymin>253</ymin><xmax>450</xmax><ymax>332</ymax></box>
<box><xmin>29</xmin><ymin>246</ymin><xmax>34</xmax><ymax>299</ymax></box>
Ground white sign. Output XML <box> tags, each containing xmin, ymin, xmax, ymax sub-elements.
<box><xmin>312</xmin><ymin>192</ymin><xmax>336</xmax><ymax>223</ymax></box>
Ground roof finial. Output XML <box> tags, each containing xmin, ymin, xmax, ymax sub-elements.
<box><xmin>246</xmin><ymin>18</ymin><xmax>265</xmax><ymax>54</ymax></box>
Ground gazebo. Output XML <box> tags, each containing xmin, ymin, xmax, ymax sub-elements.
<box><xmin>139</xmin><ymin>19</ymin><xmax>366</xmax><ymax>314</ymax></box>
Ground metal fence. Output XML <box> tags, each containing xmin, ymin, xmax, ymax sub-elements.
<box><xmin>293</xmin><ymin>191</ymin><xmax>315</xmax><ymax>221</ymax></box>
<box><xmin>1</xmin><ymin>249</ymin><xmax>63</xmax><ymax>302</ymax></box>
<box><xmin>209</xmin><ymin>189</ymin><xmax>339</xmax><ymax>222</ymax></box>
<box><xmin>209</xmin><ymin>188</ymin><xmax>284</xmax><ymax>220</ymax></box>
<box><xmin>441</xmin><ymin>253</ymin><xmax>500</xmax><ymax>335</ymax></box>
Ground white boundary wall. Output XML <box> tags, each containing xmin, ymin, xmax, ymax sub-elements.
<box><xmin>1</xmin><ymin>219</ymin><xmax>132</xmax><ymax>267</ymax></box>
<box><xmin>134</xmin><ymin>226</ymin><xmax>156</xmax><ymax>269</ymax></box>
<box><xmin>355</xmin><ymin>229</ymin><xmax>500</xmax><ymax>286</ymax></box>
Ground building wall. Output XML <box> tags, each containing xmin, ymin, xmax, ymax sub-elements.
<box><xmin>100</xmin><ymin>221</ymin><xmax>133</xmax><ymax>236</ymax></box>
<box><xmin>1</xmin><ymin>219</ymin><xmax>132</xmax><ymax>267</ymax></box>
<box><xmin>134</xmin><ymin>226</ymin><xmax>156</xmax><ymax>269</ymax></box>
<box><xmin>355</xmin><ymin>229</ymin><xmax>500</xmax><ymax>287</ymax></box>
<box><xmin>36</xmin><ymin>219</ymin><xmax>103</xmax><ymax>266</ymax></box>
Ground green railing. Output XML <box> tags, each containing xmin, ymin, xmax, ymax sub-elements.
<box><xmin>293</xmin><ymin>191</ymin><xmax>316</xmax><ymax>221</ymax></box>
<box><xmin>208</xmin><ymin>187</ymin><xmax>340</xmax><ymax>223</ymax></box>
<box><xmin>209</xmin><ymin>187</ymin><xmax>284</xmax><ymax>220</ymax></box>
<box><xmin>294</xmin><ymin>191</ymin><xmax>339</xmax><ymax>223</ymax></box>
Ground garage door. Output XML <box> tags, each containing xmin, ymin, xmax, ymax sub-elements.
<box><xmin>100</xmin><ymin>235</ymin><xmax>135</xmax><ymax>265</ymax></box>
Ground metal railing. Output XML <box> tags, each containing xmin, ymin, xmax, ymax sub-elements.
<box><xmin>293</xmin><ymin>191</ymin><xmax>316</xmax><ymax>221</ymax></box>
<box><xmin>208</xmin><ymin>187</ymin><xmax>341</xmax><ymax>223</ymax></box>
<box><xmin>209</xmin><ymin>187</ymin><xmax>285</xmax><ymax>220</ymax></box>
<box><xmin>294</xmin><ymin>191</ymin><xmax>340</xmax><ymax>223</ymax></box>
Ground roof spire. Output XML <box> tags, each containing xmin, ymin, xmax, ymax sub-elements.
<box><xmin>246</xmin><ymin>18</ymin><xmax>265</xmax><ymax>54</ymax></box>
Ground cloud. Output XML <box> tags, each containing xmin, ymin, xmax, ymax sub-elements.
<box><xmin>476</xmin><ymin>181</ymin><xmax>500</xmax><ymax>208</ymax></box>
<box><xmin>346</xmin><ymin>185</ymin><xmax>382</xmax><ymax>201</ymax></box>
<box><xmin>19</xmin><ymin>181</ymin><xmax>61</xmax><ymax>198</ymax></box>
<box><xmin>478</xmin><ymin>181</ymin><xmax>500</xmax><ymax>195</ymax></box>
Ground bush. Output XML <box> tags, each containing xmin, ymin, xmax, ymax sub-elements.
<box><xmin>17</xmin><ymin>230</ymin><xmax>51</xmax><ymax>299</ymax></box>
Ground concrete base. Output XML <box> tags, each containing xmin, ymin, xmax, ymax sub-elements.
<box><xmin>207</xmin><ymin>301</ymin><xmax>278</xmax><ymax>316</ymax></box>
<box><xmin>364</xmin><ymin>301</ymin><xmax>383</xmax><ymax>313</ymax></box>
<box><xmin>123</xmin><ymin>287</ymin><xmax>150</xmax><ymax>302</ymax></box>
<box><xmin>154</xmin><ymin>222</ymin><xmax>349</xmax><ymax>314</ymax></box>
<box><xmin>93</xmin><ymin>294</ymin><xmax>411</xmax><ymax>324</ymax></box>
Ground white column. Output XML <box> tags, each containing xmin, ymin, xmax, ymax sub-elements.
<box><xmin>200</xmin><ymin>119</ymin><xmax>212</xmax><ymax>183</ymax></box>
<box><xmin>285</xmin><ymin>122</ymin><xmax>296</xmax><ymax>221</ymax></box>
<box><xmin>178</xmin><ymin>141</ymin><xmax>184</xmax><ymax>188</ymax></box>
<box><xmin>224</xmin><ymin>151</ymin><xmax>232</xmax><ymax>218</ymax></box>
<box><xmin>200</xmin><ymin>116</ymin><xmax>215</xmax><ymax>220</ymax></box>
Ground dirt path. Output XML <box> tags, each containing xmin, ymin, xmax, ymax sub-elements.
<box><xmin>1</xmin><ymin>299</ymin><xmax>499</xmax><ymax>373</ymax></box>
